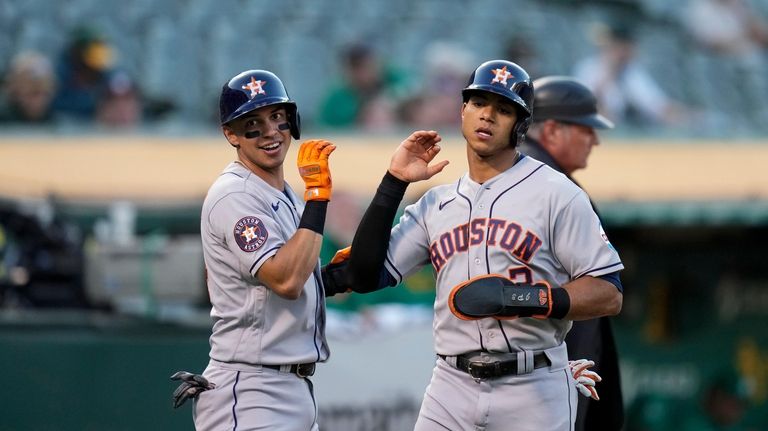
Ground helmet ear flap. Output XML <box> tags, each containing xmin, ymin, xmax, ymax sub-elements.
<box><xmin>287</xmin><ymin>106</ymin><xmax>301</xmax><ymax>139</ymax></box>
<box><xmin>512</xmin><ymin>116</ymin><xmax>531</xmax><ymax>146</ymax></box>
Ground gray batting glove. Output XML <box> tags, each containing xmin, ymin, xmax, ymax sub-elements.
<box><xmin>170</xmin><ymin>371</ymin><xmax>216</xmax><ymax>409</ymax></box>
<box><xmin>568</xmin><ymin>359</ymin><xmax>601</xmax><ymax>400</ymax></box>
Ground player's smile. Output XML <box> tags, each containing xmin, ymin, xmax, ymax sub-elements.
<box><xmin>258</xmin><ymin>140</ymin><xmax>283</xmax><ymax>154</ymax></box>
<box><xmin>250</xmin><ymin>136</ymin><xmax>289</xmax><ymax>170</ymax></box>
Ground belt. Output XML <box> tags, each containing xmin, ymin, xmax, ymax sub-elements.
<box><xmin>439</xmin><ymin>352</ymin><xmax>550</xmax><ymax>380</ymax></box>
<box><xmin>262</xmin><ymin>363</ymin><xmax>316</xmax><ymax>377</ymax></box>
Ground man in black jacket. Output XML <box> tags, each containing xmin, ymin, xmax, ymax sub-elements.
<box><xmin>519</xmin><ymin>76</ymin><xmax>623</xmax><ymax>431</ymax></box>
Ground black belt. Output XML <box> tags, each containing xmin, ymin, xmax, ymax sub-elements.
<box><xmin>262</xmin><ymin>363</ymin><xmax>316</xmax><ymax>377</ymax></box>
<box><xmin>439</xmin><ymin>352</ymin><xmax>550</xmax><ymax>380</ymax></box>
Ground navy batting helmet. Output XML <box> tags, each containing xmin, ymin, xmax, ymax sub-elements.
<box><xmin>462</xmin><ymin>60</ymin><xmax>533</xmax><ymax>145</ymax></box>
<box><xmin>219</xmin><ymin>70</ymin><xmax>301</xmax><ymax>139</ymax></box>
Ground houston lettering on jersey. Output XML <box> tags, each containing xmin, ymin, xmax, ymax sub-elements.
<box><xmin>429</xmin><ymin>217</ymin><xmax>542</xmax><ymax>272</ymax></box>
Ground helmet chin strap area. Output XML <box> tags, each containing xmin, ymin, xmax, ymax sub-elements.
<box><xmin>244</xmin><ymin>123</ymin><xmax>290</xmax><ymax>139</ymax></box>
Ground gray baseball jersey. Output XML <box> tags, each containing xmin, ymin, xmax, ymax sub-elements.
<box><xmin>385</xmin><ymin>155</ymin><xmax>623</xmax><ymax>430</ymax></box>
<box><xmin>201</xmin><ymin>161</ymin><xmax>329</xmax><ymax>365</ymax></box>
<box><xmin>194</xmin><ymin>161</ymin><xmax>327</xmax><ymax>430</ymax></box>
<box><xmin>385</xmin><ymin>155</ymin><xmax>623</xmax><ymax>355</ymax></box>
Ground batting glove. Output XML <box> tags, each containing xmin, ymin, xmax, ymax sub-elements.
<box><xmin>569</xmin><ymin>359</ymin><xmax>602</xmax><ymax>400</ymax></box>
<box><xmin>297</xmin><ymin>139</ymin><xmax>336</xmax><ymax>201</ymax></box>
<box><xmin>330</xmin><ymin>246</ymin><xmax>351</xmax><ymax>264</ymax></box>
<box><xmin>170</xmin><ymin>371</ymin><xmax>216</xmax><ymax>409</ymax></box>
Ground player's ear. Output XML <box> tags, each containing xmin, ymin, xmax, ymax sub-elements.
<box><xmin>222</xmin><ymin>126</ymin><xmax>240</xmax><ymax>149</ymax></box>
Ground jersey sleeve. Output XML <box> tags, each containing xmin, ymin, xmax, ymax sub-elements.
<box><xmin>552</xmin><ymin>190</ymin><xmax>624</xmax><ymax>280</ymax></box>
<box><xmin>207</xmin><ymin>192</ymin><xmax>287</xmax><ymax>278</ymax></box>
<box><xmin>383</xmin><ymin>197</ymin><xmax>432</xmax><ymax>285</ymax></box>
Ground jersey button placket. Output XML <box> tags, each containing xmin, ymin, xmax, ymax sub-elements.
<box><xmin>471</xmin><ymin>190</ymin><xmax>487</xmax><ymax>276</ymax></box>
<box><xmin>476</xmin><ymin>199</ymin><xmax>484</xmax><ymax>267</ymax></box>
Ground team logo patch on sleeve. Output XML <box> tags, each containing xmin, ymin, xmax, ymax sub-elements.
<box><xmin>599</xmin><ymin>225</ymin><xmax>616</xmax><ymax>251</ymax></box>
<box><xmin>233</xmin><ymin>216</ymin><xmax>268</xmax><ymax>252</ymax></box>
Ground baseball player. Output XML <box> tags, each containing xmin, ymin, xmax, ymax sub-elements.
<box><xmin>519</xmin><ymin>76</ymin><xmax>624</xmax><ymax>431</ymax></box>
<box><xmin>171</xmin><ymin>69</ymin><xmax>336</xmax><ymax>431</ymax></box>
<box><xmin>323</xmin><ymin>60</ymin><xmax>623</xmax><ymax>431</ymax></box>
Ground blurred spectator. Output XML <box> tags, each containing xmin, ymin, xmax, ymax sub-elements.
<box><xmin>96</xmin><ymin>72</ymin><xmax>143</xmax><ymax>129</ymax></box>
<box><xmin>684</xmin><ymin>0</ymin><xmax>768</xmax><ymax>56</ymax></box>
<box><xmin>684</xmin><ymin>0</ymin><xmax>768</xmax><ymax>122</ymax></box>
<box><xmin>573</xmin><ymin>21</ymin><xmax>690</xmax><ymax>129</ymax></box>
<box><xmin>316</xmin><ymin>42</ymin><xmax>409</xmax><ymax>130</ymax></box>
<box><xmin>52</xmin><ymin>25</ymin><xmax>116</xmax><ymax>121</ymax></box>
<box><xmin>678</xmin><ymin>369</ymin><xmax>753</xmax><ymax>431</ymax></box>
<box><xmin>503</xmin><ymin>33</ymin><xmax>542</xmax><ymax>78</ymax></box>
<box><xmin>0</xmin><ymin>51</ymin><xmax>56</xmax><ymax>124</ymax></box>
<box><xmin>399</xmin><ymin>41</ymin><xmax>474</xmax><ymax>129</ymax></box>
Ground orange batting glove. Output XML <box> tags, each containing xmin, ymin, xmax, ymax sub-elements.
<box><xmin>297</xmin><ymin>139</ymin><xmax>336</xmax><ymax>201</ymax></box>
<box><xmin>330</xmin><ymin>246</ymin><xmax>351</xmax><ymax>264</ymax></box>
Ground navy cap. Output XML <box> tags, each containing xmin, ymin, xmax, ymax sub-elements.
<box><xmin>531</xmin><ymin>76</ymin><xmax>614</xmax><ymax>129</ymax></box>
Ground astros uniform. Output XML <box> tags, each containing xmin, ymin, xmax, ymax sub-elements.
<box><xmin>194</xmin><ymin>161</ymin><xmax>328</xmax><ymax>431</ymax></box>
<box><xmin>383</xmin><ymin>155</ymin><xmax>624</xmax><ymax>431</ymax></box>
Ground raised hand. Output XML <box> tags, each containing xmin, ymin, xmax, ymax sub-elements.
<box><xmin>297</xmin><ymin>139</ymin><xmax>336</xmax><ymax>201</ymax></box>
<box><xmin>388</xmin><ymin>130</ymin><xmax>449</xmax><ymax>183</ymax></box>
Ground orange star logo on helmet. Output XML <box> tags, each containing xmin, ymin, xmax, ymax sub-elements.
<box><xmin>242</xmin><ymin>77</ymin><xmax>267</xmax><ymax>98</ymax></box>
<box><xmin>491</xmin><ymin>66</ymin><xmax>513</xmax><ymax>86</ymax></box>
